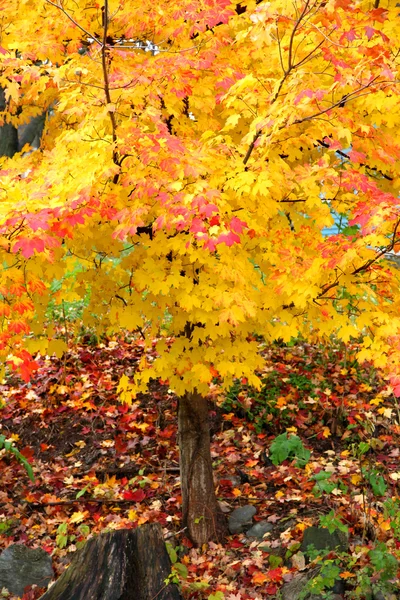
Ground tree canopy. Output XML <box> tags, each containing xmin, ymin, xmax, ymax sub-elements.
<box><xmin>1</xmin><ymin>0</ymin><xmax>400</xmax><ymax>395</ymax></box>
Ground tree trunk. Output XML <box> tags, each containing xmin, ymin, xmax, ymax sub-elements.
<box><xmin>178</xmin><ymin>390</ymin><xmax>226</xmax><ymax>546</ymax></box>
<box><xmin>0</xmin><ymin>88</ymin><xmax>18</xmax><ymax>158</ymax></box>
<box><xmin>39</xmin><ymin>524</ymin><xmax>183</xmax><ymax>600</ymax></box>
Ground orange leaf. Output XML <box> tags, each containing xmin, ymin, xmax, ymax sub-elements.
<box><xmin>252</xmin><ymin>571</ymin><xmax>268</xmax><ymax>585</ymax></box>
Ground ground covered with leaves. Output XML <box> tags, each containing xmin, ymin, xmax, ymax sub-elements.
<box><xmin>1</xmin><ymin>336</ymin><xmax>400</xmax><ymax>599</ymax></box>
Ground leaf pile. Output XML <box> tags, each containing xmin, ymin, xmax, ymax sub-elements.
<box><xmin>0</xmin><ymin>337</ymin><xmax>400</xmax><ymax>599</ymax></box>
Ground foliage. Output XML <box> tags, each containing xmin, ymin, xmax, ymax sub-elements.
<box><xmin>221</xmin><ymin>370</ymin><xmax>315</xmax><ymax>432</ymax></box>
<box><xmin>0</xmin><ymin>0</ymin><xmax>399</xmax><ymax>399</ymax></box>
<box><xmin>1</xmin><ymin>340</ymin><xmax>400</xmax><ymax>598</ymax></box>
<box><xmin>269</xmin><ymin>432</ymin><xmax>310</xmax><ymax>467</ymax></box>
<box><xmin>56</xmin><ymin>522</ymin><xmax>90</xmax><ymax>549</ymax></box>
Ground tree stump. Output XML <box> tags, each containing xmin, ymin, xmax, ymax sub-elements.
<box><xmin>39</xmin><ymin>523</ymin><xmax>183</xmax><ymax>600</ymax></box>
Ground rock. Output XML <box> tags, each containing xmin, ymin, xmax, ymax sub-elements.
<box><xmin>300</xmin><ymin>526</ymin><xmax>348</xmax><ymax>557</ymax></box>
<box><xmin>282</xmin><ymin>527</ymin><xmax>349</xmax><ymax>600</ymax></box>
<box><xmin>245</xmin><ymin>521</ymin><xmax>273</xmax><ymax>539</ymax></box>
<box><xmin>228</xmin><ymin>505</ymin><xmax>256</xmax><ymax>534</ymax></box>
<box><xmin>373</xmin><ymin>591</ymin><xmax>395</xmax><ymax>600</ymax></box>
<box><xmin>220</xmin><ymin>475</ymin><xmax>242</xmax><ymax>488</ymax></box>
<box><xmin>281</xmin><ymin>567</ymin><xmax>320</xmax><ymax>600</ymax></box>
<box><xmin>0</xmin><ymin>544</ymin><xmax>54</xmax><ymax>597</ymax></box>
<box><xmin>281</xmin><ymin>568</ymin><xmax>344</xmax><ymax>600</ymax></box>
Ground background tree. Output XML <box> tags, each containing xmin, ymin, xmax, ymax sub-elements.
<box><xmin>0</xmin><ymin>0</ymin><xmax>400</xmax><ymax>545</ymax></box>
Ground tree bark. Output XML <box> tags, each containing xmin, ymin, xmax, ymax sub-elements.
<box><xmin>39</xmin><ymin>524</ymin><xmax>183</xmax><ymax>600</ymax></box>
<box><xmin>178</xmin><ymin>390</ymin><xmax>226</xmax><ymax>546</ymax></box>
<box><xmin>0</xmin><ymin>88</ymin><xmax>18</xmax><ymax>158</ymax></box>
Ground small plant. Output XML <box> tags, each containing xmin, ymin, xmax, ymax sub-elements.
<box><xmin>269</xmin><ymin>432</ymin><xmax>310</xmax><ymax>467</ymax></box>
<box><xmin>56</xmin><ymin>523</ymin><xmax>69</xmax><ymax>549</ymax></box>
<box><xmin>361</xmin><ymin>467</ymin><xmax>387</xmax><ymax>497</ymax></box>
<box><xmin>383</xmin><ymin>497</ymin><xmax>400</xmax><ymax>541</ymax></box>
<box><xmin>0</xmin><ymin>435</ymin><xmax>34</xmax><ymax>482</ymax></box>
<box><xmin>0</xmin><ymin>519</ymin><xmax>18</xmax><ymax>536</ymax></box>
<box><xmin>319</xmin><ymin>511</ymin><xmax>349</xmax><ymax>535</ymax></box>
<box><xmin>347</xmin><ymin>542</ymin><xmax>399</xmax><ymax>599</ymax></box>
<box><xmin>312</xmin><ymin>472</ymin><xmax>348</xmax><ymax>498</ymax></box>
<box><xmin>301</xmin><ymin>559</ymin><xmax>341</xmax><ymax>599</ymax></box>
<box><xmin>56</xmin><ymin>523</ymin><xmax>90</xmax><ymax>549</ymax></box>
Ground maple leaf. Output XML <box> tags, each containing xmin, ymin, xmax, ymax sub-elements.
<box><xmin>69</xmin><ymin>511</ymin><xmax>87</xmax><ymax>524</ymax></box>
<box><xmin>252</xmin><ymin>571</ymin><xmax>268</xmax><ymax>585</ymax></box>
<box><xmin>123</xmin><ymin>489</ymin><xmax>146</xmax><ymax>502</ymax></box>
<box><xmin>1</xmin><ymin>0</ymin><xmax>400</xmax><ymax>552</ymax></box>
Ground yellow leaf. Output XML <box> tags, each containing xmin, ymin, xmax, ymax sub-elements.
<box><xmin>117</xmin><ymin>374</ymin><xmax>136</xmax><ymax>405</ymax></box>
<box><xmin>133</xmin><ymin>422</ymin><xmax>149</xmax><ymax>432</ymax></box>
<box><xmin>379</xmin><ymin>520</ymin><xmax>391</xmax><ymax>532</ymax></box>
<box><xmin>47</xmin><ymin>339</ymin><xmax>67</xmax><ymax>358</ymax></box>
<box><xmin>191</xmin><ymin>363</ymin><xmax>212</xmax><ymax>383</ymax></box>
<box><xmin>69</xmin><ymin>511</ymin><xmax>86</xmax><ymax>524</ymax></box>
<box><xmin>321</xmin><ymin>427</ymin><xmax>331</xmax><ymax>439</ymax></box>
<box><xmin>370</xmin><ymin>397</ymin><xmax>383</xmax><ymax>406</ymax></box>
<box><xmin>351</xmin><ymin>474</ymin><xmax>362</xmax><ymax>485</ymax></box>
<box><xmin>378</xmin><ymin>407</ymin><xmax>392</xmax><ymax>418</ymax></box>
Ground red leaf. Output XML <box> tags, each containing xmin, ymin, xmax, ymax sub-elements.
<box><xmin>365</xmin><ymin>26</ymin><xmax>375</xmax><ymax>40</ymax></box>
<box><xmin>216</xmin><ymin>231</ymin><xmax>240</xmax><ymax>247</ymax></box>
<box><xmin>20</xmin><ymin>446</ymin><xmax>35</xmax><ymax>460</ymax></box>
<box><xmin>123</xmin><ymin>488</ymin><xmax>146</xmax><ymax>502</ymax></box>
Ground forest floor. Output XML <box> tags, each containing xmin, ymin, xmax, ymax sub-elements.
<box><xmin>0</xmin><ymin>335</ymin><xmax>400</xmax><ymax>599</ymax></box>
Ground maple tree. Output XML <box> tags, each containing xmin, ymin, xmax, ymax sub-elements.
<box><xmin>1</xmin><ymin>0</ymin><xmax>400</xmax><ymax>546</ymax></box>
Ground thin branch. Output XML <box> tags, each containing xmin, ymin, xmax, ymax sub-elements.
<box><xmin>287</xmin><ymin>0</ymin><xmax>310</xmax><ymax>71</ymax></box>
<box><xmin>278</xmin><ymin>198</ymin><xmax>307</xmax><ymax>203</ymax></box>
<box><xmin>316</xmin><ymin>138</ymin><xmax>393</xmax><ymax>181</ymax></box>
<box><xmin>45</xmin><ymin>0</ymin><xmax>102</xmax><ymax>47</ymax></box>
<box><xmin>243</xmin><ymin>130</ymin><xmax>262</xmax><ymax>166</ymax></box>
<box><xmin>101</xmin><ymin>0</ymin><xmax>119</xmax><ymax>173</ymax></box>
<box><xmin>318</xmin><ymin>219</ymin><xmax>400</xmax><ymax>300</ymax></box>
<box><xmin>276</xmin><ymin>23</ymin><xmax>285</xmax><ymax>74</ymax></box>
<box><xmin>290</xmin><ymin>77</ymin><xmax>381</xmax><ymax>128</ymax></box>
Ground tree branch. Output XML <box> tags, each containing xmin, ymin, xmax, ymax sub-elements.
<box><xmin>317</xmin><ymin>219</ymin><xmax>400</xmax><ymax>300</ymax></box>
<box><xmin>45</xmin><ymin>0</ymin><xmax>102</xmax><ymax>47</ymax></box>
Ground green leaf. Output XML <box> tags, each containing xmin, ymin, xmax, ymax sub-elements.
<box><xmin>57</xmin><ymin>523</ymin><xmax>68</xmax><ymax>534</ymax></box>
<box><xmin>173</xmin><ymin>562</ymin><xmax>188</xmax><ymax>579</ymax></box>
<box><xmin>166</xmin><ymin>542</ymin><xmax>177</xmax><ymax>564</ymax></box>
<box><xmin>79</xmin><ymin>524</ymin><xmax>90</xmax><ymax>536</ymax></box>
<box><xmin>313</xmin><ymin>470</ymin><xmax>333</xmax><ymax>481</ymax></box>
<box><xmin>76</xmin><ymin>486</ymin><xmax>88</xmax><ymax>499</ymax></box>
<box><xmin>208</xmin><ymin>592</ymin><xmax>224</xmax><ymax>600</ymax></box>
<box><xmin>319</xmin><ymin>511</ymin><xmax>348</xmax><ymax>534</ymax></box>
<box><xmin>269</xmin><ymin>433</ymin><xmax>310</xmax><ymax>467</ymax></box>
<box><xmin>56</xmin><ymin>534</ymin><xmax>68</xmax><ymax>549</ymax></box>
<box><xmin>358</xmin><ymin>442</ymin><xmax>370</xmax><ymax>456</ymax></box>
<box><xmin>0</xmin><ymin>435</ymin><xmax>35</xmax><ymax>482</ymax></box>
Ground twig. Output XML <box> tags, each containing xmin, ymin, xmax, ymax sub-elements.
<box><xmin>164</xmin><ymin>526</ymin><xmax>187</xmax><ymax>540</ymax></box>
<box><xmin>45</xmin><ymin>0</ymin><xmax>102</xmax><ymax>47</ymax></box>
